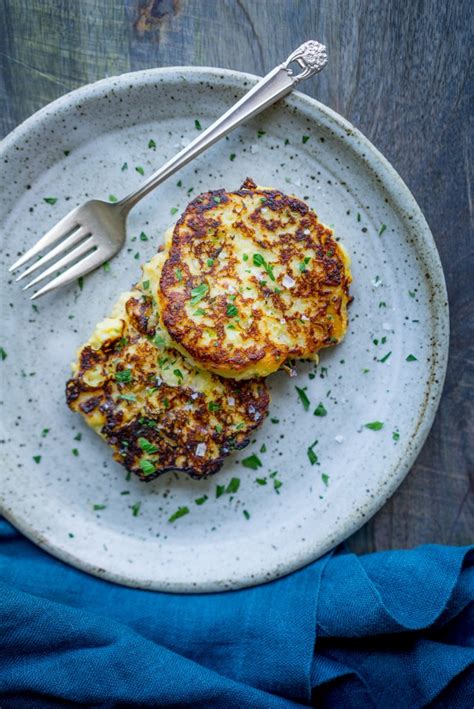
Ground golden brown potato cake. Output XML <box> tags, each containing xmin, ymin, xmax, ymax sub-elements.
<box><xmin>158</xmin><ymin>178</ymin><xmax>352</xmax><ymax>379</ymax></box>
<box><xmin>66</xmin><ymin>277</ymin><xmax>269</xmax><ymax>482</ymax></box>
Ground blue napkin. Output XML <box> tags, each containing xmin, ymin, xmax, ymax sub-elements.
<box><xmin>0</xmin><ymin>517</ymin><xmax>472</xmax><ymax>707</ymax></box>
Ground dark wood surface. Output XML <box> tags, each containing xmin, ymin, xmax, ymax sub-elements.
<box><xmin>1</xmin><ymin>0</ymin><xmax>472</xmax><ymax>551</ymax></box>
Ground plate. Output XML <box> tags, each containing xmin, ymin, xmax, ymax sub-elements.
<box><xmin>0</xmin><ymin>67</ymin><xmax>448</xmax><ymax>592</ymax></box>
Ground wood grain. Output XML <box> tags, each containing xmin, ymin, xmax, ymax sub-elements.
<box><xmin>1</xmin><ymin>0</ymin><xmax>472</xmax><ymax>551</ymax></box>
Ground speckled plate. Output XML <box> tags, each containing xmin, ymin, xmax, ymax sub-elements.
<box><xmin>0</xmin><ymin>67</ymin><xmax>448</xmax><ymax>592</ymax></box>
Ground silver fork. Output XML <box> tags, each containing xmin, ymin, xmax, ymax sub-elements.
<box><xmin>9</xmin><ymin>41</ymin><xmax>328</xmax><ymax>299</ymax></box>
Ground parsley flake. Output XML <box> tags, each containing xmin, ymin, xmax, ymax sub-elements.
<box><xmin>302</xmin><ymin>135</ymin><xmax>310</xmax><ymax>143</ymax></box>
<box><xmin>243</xmin><ymin>510</ymin><xmax>250</xmax><ymax>520</ymax></box>
<box><xmin>190</xmin><ymin>282</ymin><xmax>209</xmax><ymax>305</ymax></box>
<box><xmin>226</xmin><ymin>304</ymin><xmax>238</xmax><ymax>317</ymax></box>
<box><xmin>229</xmin><ymin>153</ymin><xmax>236</xmax><ymax>161</ymax></box>
<box><xmin>138</xmin><ymin>438</ymin><xmax>159</xmax><ymax>454</ymax></box>
<box><xmin>43</xmin><ymin>197</ymin><xmax>57</xmax><ymax>205</ymax></box>
<box><xmin>406</xmin><ymin>354</ymin><xmax>417</xmax><ymax>361</ymax></box>
<box><xmin>135</xmin><ymin>166</ymin><xmax>144</xmax><ymax>176</ymax></box>
<box><xmin>0</xmin><ymin>347</ymin><xmax>7</xmax><ymax>361</ymax></box>
<box><xmin>148</xmin><ymin>139</ymin><xmax>156</xmax><ymax>149</ymax></box>
<box><xmin>115</xmin><ymin>368</ymin><xmax>132</xmax><ymax>383</ymax></box>
<box><xmin>131</xmin><ymin>502</ymin><xmax>141</xmax><ymax>517</ymax></box>
<box><xmin>242</xmin><ymin>454</ymin><xmax>262</xmax><ymax>470</ymax></box>
<box><xmin>379</xmin><ymin>224</ymin><xmax>387</xmax><ymax>236</ymax></box>
<box><xmin>194</xmin><ymin>119</ymin><xmax>202</xmax><ymax>130</ymax></box>
<box><xmin>195</xmin><ymin>495</ymin><xmax>208</xmax><ymax>505</ymax></box>
<box><xmin>108</xmin><ymin>194</ymin><xmax>118</xmax><ymax>203</ymax></box>
<box><xmin>295</xmin><ymin>386</ymin><xmax>310</xmax><ymax>411</ymax></box>
<box><xmin>321</xmin><ymin>473</ymin><xmax>329</xmax><ymax>486</ymax></box>
<box><xmin>225</xmin><ymin>477</ymin><xmax>240</xmax><ymax>494</ymax></box>
<box><xmin>313</xmin><ymin>402</ymin><xmax>327</xmax><ymax>417</ymax></box>
<box><xmin>93</xmin><ymin>504</ymin><xmax>106</xmax><ymax>511</ymax></box>
<box><xmin>33</xmin><ymin>455</ymin><xmax>41</xmax><ymax>464</ymax></box>
<box><xmin>365</xmin><ymin>421</ymin><xmax>384</xmax><ymax>431</ymax></box>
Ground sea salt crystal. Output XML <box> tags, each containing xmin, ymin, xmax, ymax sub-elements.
<box><xmin>282</xmin><ymin>274</ymin><xmax>296</xmax><ymax>289</ymax></box>
<box><xmin>301</xmin><ymin>314</ymin><xmax>309</xmax><ymax>321</ymax></box>
<box><xmin>303</xmin><ymin>229</ymin><xmax>310</xmax><ymax>235</ymax></box>
<box><xmin>227</xmin><ymin>397</ymin><xmax>235</xmax><ymax>406</ymax></box>
<box><xmin>250</xmin><ymin>144</ymin><xmax>259</xmax><ymax>154</ymax></box>
<box><xmin>372</xmin><ymin>276</ymin><xmax>382</xmax><ymax>288</ymax></box>
<box><xmin>190</xmin><ymin>392</ymin><xmax>199</xmax><ymax>400</ymax></box>
<box><xmin>334</xmin><ymin>435</ymin><xmax>344</xmax><ymax>444</ymax></box>
<box><xmin>382</xmin><ymin>322</ymin><xmax>392</xmax><ymax>331</ymax></box>
<box><xmin>196</xmin><ymin>443</ymin><xmax>207</xmax><ymax>457</ymax></box>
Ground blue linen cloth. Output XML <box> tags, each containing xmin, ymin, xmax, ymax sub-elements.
<box><xmin>0</xmin><ymin>517</ymin><xmax>472</xmax><ymax>707</ymax></box>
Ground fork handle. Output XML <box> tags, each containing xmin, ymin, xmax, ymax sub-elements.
<box><xmin>118</xmin><ymin>40</ymin><xmax>328</xmax><ymax>212</ymax></box>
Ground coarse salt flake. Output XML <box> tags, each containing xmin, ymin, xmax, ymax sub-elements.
<box><xmin>334</xmin><ymin>435</ymin><xmax>344</xmax><ymax>444</ymax></box>
<box><xmin>282</xmin><ymin>274</ymin><xmax>296</xmax><ymax>289</ymax></box>
<box><xmin>196</xmin><ymin>443</ymin><xmax>207</xmax><ymax>457</ymax></box>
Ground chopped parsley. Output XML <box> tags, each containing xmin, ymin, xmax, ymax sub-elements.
<box><xmin>72</xmin><ymin>448</ymin><xmax>79</xmax><ymax>457</ymax></box>
<box><xmin>208</xmin><ymin>401</ymin><xmax>220</xmax><ymax>412</ymax></box>
<box><xmin>121</xmin><ymin>162</ymin><xmax>128</xmax><ymax>171</ymax></box>
<box><xmin>64</xmin><ymin>150</ymin><xmax>70</xmax><ymax>156</ymax></box>
<box><xmin>115</xmin><ymin>368</ymin><xmax>133</xmax><ymax>383</ymax></box>
<box><xmin>255</xmin><ymin>478</ymin><xmax>267</xmax><ymax>485</ymax></box>
<box><xmin>215</xmin><ymin>423</ymin><xmax>223</xmax><ymax>433</ymax></box>
<box><xmin>194</xmin><ymin>307</ymin><xmax>206</xmax><ymax>316</ymax></box>
<box><xmin>169</xmin><ymin>506</ymin><xmax>190</xmax><ymax>523</ymax></box>
<box><xmin>321</xmin><ymin>473</ymin><xmax>329</xmax><ymax>486</ymax></box>
<box><xmin>102</xmin><ymin>261</ymin><xmax>110</xmax><ymax>273</ymax></box>
<box><xmin>225</xmin><ymin>477</ymin><xmax>240</xmax><ymax>494</ymax></box>
<box><xmin>33</xmin><ymin>455</ymin><xmax>41</xmax><ymax>464</ymax></box>
<box><xmin>78</xmin><ymin>276</ymin><xmax>84</xmax><ymax>290</ymax></box>
<box><xmin>409</xmin><ymin>290</ymin><xmax>416</xmax><ymax>298</ymax></box>
<box><xmin>153</xmin><ymin>333</ymin><xmax>166</xmax><ymax>347</ymax></box>
<box><xmin>131</xmin><ymin>502</ymin><xmax>141</xmax><ymax>517</ymax></box>
<box><xmin>365</xmin><ymin>421</ymin><xmax>384</xmax><ymax>431</ymax></box>
<box><xmin>270</xmin><ymin>417</ymin><xmax>279</xmax><ymax>424</ymax></box>
<box><xmin>298</xmin><ymin>256</ymin><xmax>311</xmax><ymax>272</ymax></box>
<box><xmin>175</xmin><ymin>267</ymin><xmax>183</xmax><ymax>281</ymax></box>
<box><xmin>140</xmin><ymin>231</ymin><xmax>149</xmax><ymax>241</ymax></box>
<box><xmin>207</xmin><ymin>258</ymin><xmax>214</xmax><ymax>267</ymax></box>
<box><xmin>74</xmin><ymin>432</ymin><xmax>82</xmax><ymax>441</ymax></box>
<box><xmin>216</xmin><ymin>484</ymin><xmax>225</xmax><ymax>498</ymax></box>
<box><xmin>148</xmin><ymin>138</ymin><xmax>156</xmax><ymax>149</ymax></box>
<box><xmin>43</xmin><ymin>197</ymin><xmax>57</xmax><ymax>205</ymax></box>
<box><xmin>273</xmin><ymin>478</ymin><xmax>283</xmax><ymax>493</ymax></box>
<box><xmin>253</xmin><ymin>253</ymin><xmax>275</xmax><ymax>281</ymax></box>
<box><xmin>302</xmin><ymin>135</ymin><xmax>310</xmax><ymax>143</ymax></box>
<box><xmin>171</xmin><ymin>207</ymin><xmax>178</xmax><ymax>215</ymax></box>
<box><xmin>243</xmin><ymin>510</ymin><xmax>250</xmax><ymax>520</ymax></box>
<box><xmin>260</xmin><ymin>443</ymin><xmax>267</xmax><ymax>453</ymax></box>
<box><xmin>242</xmin><ymin>254</ymin><xmax>249</xmax><ymax>261</ymax></box>
<box><xmin>229</xmin><ymin>153</ymin><xmax>236</xmax><ymax>161</ymax></box>
<box><xmin>190</xmin><ymin>282</ymin><xmax>209</xmax><ymax>305</ymax></box>
<box><xmin>195</xmin><ymin>495</ymin><xmax>208</xmax><ymax>505</ymax></box>
<box><xmin>41</xmin><ymin>428</ymin><xmax>50</xmax><ymax>437</ymax></box>
<box><xmin>379</xmin><ymin>351</ymin><xmax>392</xmax><ymax>363</ymax></box>
<box><xmin>0</xmin><ymin>347</ymin><xmax>7</xmax><ymax>361</ymax></box>
<box><xmin>313</xmin><ymin>402</ymin><xmax>327</xmax><ymax>417</ymax></box>
<box><xmin>392</xmin><ymin>431</ymin><xmax>400</xmax><ymax>441</ymax></box>
<box><xmin>257</xmin><ymin>130</ymin><xmax>266</xmax><ymax>138</ymax></box>
<box><xmin>118</xmin><ymin>393</ymin><xmax>137</xmax><ymax>402</ymax></box>
<box><xmin>194</xmin><ymin>119</ymin><xmax>202</xmax><ymax>130</ymax></box>
<box><xmin>295</xmin><ymin>386</ymin><xmax>310</xmax><ymax>411</ymax></box>
<box><xmin>307</xmin><ymin>446</ymin><xmax>318</xmax><ymax>465</ymax></box>
<box><xmin>173</xmin><ymin>368</ymin><xmax>184</xmax><ymax>380</ymax></box>
<box><xmin>379</xmin><ymin>224</ymin><xmax>387</xmax><ymax>236</ymax></box>
<box><xmin>226</xmin><ymin>304</ymin><xmax>238</xmax><ymax>317</ymax></box>
<box><xmin>406</xmin><ymin>354</ymin><xmax>417</xmax><ymax>361</ymax></box>
<box><xmin>142</xmin><ymin>279</ymin><xmax>150</xmax><ymax>290</ymax></box>
<box><xmin>138</xmin><ymin>438</ymin><xmax>159</xmax><ymax>454</ymax></box>
<box><xmin>379</xmin><ymin>301</ymin><xmax>386</xmax><ymax>308</ymax></box>
<box><xmin>242</xmin><ymin>453</ymin><xmax>262</xmax><ymax>470</ymax></box>
<box><xmin>93</xmin><ymin>504</ymin><xmax>106</xmax><ymax>511</ymax></box>
<box><xmin>108</xmin><ymin>194</ymin><xmax>118</xmax><ymax>203</ymax></box>
<box><xmin>135</xmin><ymin>166</ymin><xmax>145</xmax><ymax>176</ymax></box>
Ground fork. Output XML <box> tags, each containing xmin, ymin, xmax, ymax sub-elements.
<box><xmin>9</xmin><ymin>40</ymin><xmax>328</xmax><ymax>299</ymax></box>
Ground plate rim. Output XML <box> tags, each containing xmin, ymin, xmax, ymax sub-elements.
<box><xmin>0</xmin><ymin>65</ymin><xmax>449</xmax><ymax>592</ymax></box>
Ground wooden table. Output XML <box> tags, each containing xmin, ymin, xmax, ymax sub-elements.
<box><xmin>1</xmin><ymin>0</ymin><xmax>471</xmax><ymax>551</ymax></box>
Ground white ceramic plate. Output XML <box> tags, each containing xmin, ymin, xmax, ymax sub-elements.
<box><xmin>0</xmin><ymin>68</ymin><xmax>448</xmax><ymax>592</ymax></box>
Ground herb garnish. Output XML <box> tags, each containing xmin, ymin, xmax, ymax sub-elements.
<box><xmin>243</xmin><ymin>510</ymin><xmax>250</xmax><ymax>520</ymax></box>
<box><xmin>190</xmin><ymin>282</ymin><xmax>209</xmax><ymax>305</ymax></box>
<box><xmin>298</xmin><ymin>256</ymin><xmax>311</xmax><ymax>273</ymax></box>
<box><xmin>171</xmin><ymin>207</ymin><xmax>178</xmax><ymax>215</ymax></box>
<box><xmin>148</xmin><ymin>139</ymin><xmax>156</xmax><ymax>149</ymax></box>
<box><xmin>33</xmin><ymin>455</ymin><xmax>41</xmax><ymax>464</ymax></box>
<box><xmin>225</xmin><ymin>477</ymin><xmax>240</xmax><ymax>494</ymax></box>
<box><xmin>256</xmin><ymin>478</ymin><xmax>267</xmax><ymax>485</ymax></box>
<box><xmin>379</xmin><ymin>224</ymin><xmax>387</xmax><ymax>236</ymax></box>
<box><xmin>195</xmin><ymin>495</ymin><xmax>208</xmax><ymax>505</ymax></box>
<box><xmin>154</xmin><ymin>333</ymin><xmax>166</xmax><ymax>347</ymax></box>
<box><xmin>103</xmin><ymin>261</ymin><xmax>110</xmax><ymax>273</ymax></box>
<box><xmin>242</xmin><ymin>454</ymin><xmax>262</xmax><ymax>470</ymax></box>
<box><xmin>216</xmin><ymin>484</ymin><xmax>225</xmax><ymax>498</ymax></box>
<box><xmin>108</xmin><ymin>195</ymin><xmax>118</xmax><ymax>203</ymax></box>
<box><xmin>313</xmin><ymin>402</ymin><xmax>327</xmax><ymax>417</ymax></box>
<box><xmin>392</xmin><ymin>431</ymin><xmax>400</xmax><ymax>441</ymax></box>
<box><xmin>230</xmin><ymin>153</ymin><xmax>236</xmax><ymax>161</ymax></box>
<box><xmin>273</xmin><ymin>478</ymin><xmax>283</xmax><ymax>493</ymax></box>
<box><xmin>253</xmin><ymin>253</ymin><xmax>275</xmax><ymax>281</ymax></box>
<box><xmin>208</xmin><ymin>401</ymin><xmax>220</xmax><ymax>412</ymax></box>
<box><xmin>138</xmin><ymin>438</ymin><xmax>159</xmax><ymax>454</ymax></box>
<box><xmin>0</xmin><ymin>347</ymin><xmax>7</xmax><ymax>361</ymax></box>
<box><xmin>131</xmin><ymin>502</ymin><xmax>141</xmax><ymax>517</ymax></box>
<box><xmin>307</xmin><ymin>446</ymin><xmax>318</xmax><ymax>465</ymax></box>
<box><xmin>173</xmin><ymin>368</ymin><xmax>184</xmax><ymax>380</ymax></box>
<box><xmin>135</xmin><ymin>166</ymin><xmax>145</xmax><ymax>176</ymax></box>
<box><xmin>406</xmin><ymin>354</ymin><xmax>417</xmax><ymax>361</ymax></box>
<box><xmin>226</xmin><ymin>304</ymin><xmax>238</xmax><ymax>317</ymax></box>
<box><xmin>321</xmin><ymin>473</ymin><xmax>329</xmax><ymax>486</ymax></box>
<box><xmin>115</xmin><ymin>369</ymin><xmax>132</xmax><ymax>384</ymax></box>
<box><xmin>43</xmin><ymin>197</ymin><xmax>57</xmax><ymax>205</ymax></box>
<box><xmin>93</xmin><ymin>504</ymin><xmax>106</xmax><ymax>511</ymax></box>
<box><xmin>365</xmin><ymin>421</ymin><xmax>384</xmax><ymax>431</ymax></box>
<box><xmin>195</xmin><ymin>119</ymin><xmax>202</xmax><ymax>130</ymax></box>
<box><xmin>379</xmin><ymin>351</ymin><xmax>392</xmax><ymax>363</ymax></box>
<box><xmin>302</xmin><ymin>135</ymin><xmax>310</xmax><ymax>143</ymax></box>
<box><xmin>295</xmin><ymin>386</ymin><xmax>310</xmax><ymax>411</ymax></box>
<box><xmin>118</xmin><ymin>393</ymin><xmax>137</xmax><ymax>402</ymax></box>
<box><xmin>41</xmin><ymin>428</ymin><xmax>50</xmax><ymax>437</ymax></box>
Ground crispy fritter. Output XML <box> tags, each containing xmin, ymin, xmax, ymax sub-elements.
<box><xmin>66</xmin><ymin>273</ymin><xmax>270</xmax><ymax>481</ymax></box>
<box><xmin>157</xmin><ymin>178</ymin><xmax>352</xmax><ymax>379</ymax></box>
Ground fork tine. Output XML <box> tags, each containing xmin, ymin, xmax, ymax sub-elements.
<box><xmin>9</xmin><ymin>208</ymin><xmax>80</xmax><ymax>273</ymax></box>
<box><xmin>23</xmin><ymin>237</ymin><xmax>96</xmax><ymax>291</ymax></box>
<box><xmin>29</xmin><ymin>248</ymin><xmax>106</xmax><ymax>300</ymax></box>
<box><xmin>16</xmin><ymin>227</ymin><xmax>90</xmax><ymax>283</ymax></box>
